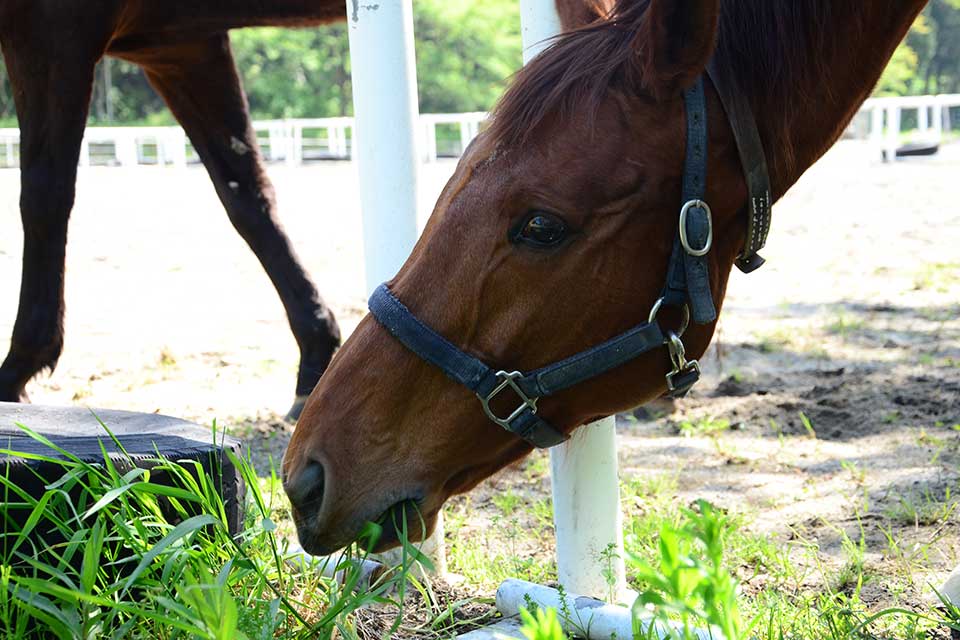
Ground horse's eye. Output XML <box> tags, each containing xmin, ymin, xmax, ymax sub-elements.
<box><xmin>515</xmin><ymin>212</ymin><xmax>568</xmax><ymax>247</ymax></box>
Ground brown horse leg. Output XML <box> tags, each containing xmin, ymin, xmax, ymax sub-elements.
<box><xmin>0</xmin><ymin>38</ymin><xmax>99</xmax><ymax>403</ymax></box>
<box><xmin>133</xmin><ymin>35</ymin><xmax>340</xmax><ymax>420</ymax></box>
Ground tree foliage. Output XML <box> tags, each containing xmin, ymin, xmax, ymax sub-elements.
<box><xmin>0</xmin><ymin>0</ymin><xmax>521</xmax><ymax>125</ymax></box>
<box><xmin>876</xmin><ymin>0</ymin><xmax>960</xmax><ymax>96</ymax></box>
<box><xmin>0</xmin><ymin>0</ymin><xmax>956</xmax><ymax>126</ymax></box>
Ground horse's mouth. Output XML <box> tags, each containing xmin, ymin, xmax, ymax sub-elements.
<box><xmin>370</xmin><ymin>499</ymin><xmax>436</xmax><ymax>552</ymax></box>
<box><xmin>293</xmin><ymin>497</ymin><xmax>434</xmax><ymax>557</ymax></box>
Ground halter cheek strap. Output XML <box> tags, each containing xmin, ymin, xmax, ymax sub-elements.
<box><xmin>661</xmin><ymin>76</ymin><xmax>717</xmax><ymax>325</ymax></box>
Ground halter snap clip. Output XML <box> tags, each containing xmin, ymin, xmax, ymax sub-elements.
<box><xmin>665</xmin><ymin>331</ymin><xmax>701</xmax><ymax>398</ymax></box>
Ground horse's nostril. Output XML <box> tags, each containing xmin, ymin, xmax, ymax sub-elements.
<box><xmin>285</xmin><ymin>460</ymin><xmax>326</xmax><ymax>513</ymax></box>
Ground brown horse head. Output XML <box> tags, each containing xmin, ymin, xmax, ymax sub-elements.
<box><xmin>282</xmin><ymin>0</ymin><xmax>929</xmax><ymax>555</ymax></box>
<box><xmin>281</xmin><ymin>0</ymin><xmax>758</xmax><ymax>555</ymax></box>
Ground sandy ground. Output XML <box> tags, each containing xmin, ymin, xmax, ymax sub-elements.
<box><xmin>1</xmin><ymin>140</ymin><xmax>959</xmax><ymax>625</ymax></box>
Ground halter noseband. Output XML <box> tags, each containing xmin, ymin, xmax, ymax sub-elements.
<box><xmin>367</xmin><ymin>63</ymin><xmax>772</xmax><ymax>449</ymax></box>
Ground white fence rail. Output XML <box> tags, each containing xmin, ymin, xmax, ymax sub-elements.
<box><xmin>0</xmin><ymin>112</ymin><xmax>488</xmax><ymax>169</ymax></box>
<box><xmin>855</xmin><ymin>93</ymin><xmax>960</xmax><ymax>161</ymax></box>
<box><xmin>1</xmin><ymin>97</ymin><xmax>958</xmax><ymax>170</ymax></box>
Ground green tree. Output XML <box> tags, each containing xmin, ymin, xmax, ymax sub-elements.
<box><xmin>0</xmin><ymin>1</ymin><xmax>521</xmax><ymax>125</ymax></box>
<box><xmin>2</xmin><ymin>1</ymin><xmax>957</xmax><ymax>124</ymax></box>
<box><xmin>413</xmin><ymin>0</ymin><xmax>521</xmax><ymax>113</ymax></box>
<box><xmin>230</xmin><ymin>25</ymin><xmax>353</xmax><ymax>119</ymax></box>
<box><xmin>876</xmin><ymin>0</ymin><xmax>960</xmax><ymax>96</ymax></box>
<box><xmin>0</xmin><ymin>51</ymin><xmax>16</xmax><ymax>125</ymax></box>
<box><xmin>921</xmin><ymin>0</ymin><xmax>960</xmax><ymax>94</ymax></box>
<box><xmin>230</xmin><ymin>0</ymin><xmax>522</xmax><ymax>117</ymax></box>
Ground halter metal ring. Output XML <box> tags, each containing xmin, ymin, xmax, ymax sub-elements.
<box><xmin>477</xmin><ymin>370</ymin><xmax>539</xmax><ymax>431</ymax></box>
<box><xmin>679</xmin><ymin>199</ymin><xmax>713</xmax><ymax>257</ymax></box>
<box><xmin>648</xmin><ymin>297</ymin><xmax>690</xmax><ymax>338</ymax></box>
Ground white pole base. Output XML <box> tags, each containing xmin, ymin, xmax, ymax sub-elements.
<box><xmin>285</xmin><ymin>515</ymin><xmax>446</xmax><ymax>586</ymax></box>
<box><xmin>550</xmin><ymin>416</ymin><xmax>628</xmax><ymax>602</ymax></box>
<box><xmin>496</xmin><ymin>579</ymin><xmax>718</xmax><ymax>640</ymax></box>
<box><xmin>285</xmin><ymin>543</ymin><xmax>385</xmax><ymax>587</ymax></box>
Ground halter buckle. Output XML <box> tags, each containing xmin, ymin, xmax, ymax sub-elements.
<box><xmin>478</xmin><ymin>371</ymin><xmax>539</xmax><ymax>431</ymax></box>
<box><xmin>665</xmin><ymin>331</ymin><xmax>701</xmax><ymax>398</ymax></box>
<box><xmin>679</xmin><ymin>199</ymin><xmax>713</xmax><ymax>257</ymax></box>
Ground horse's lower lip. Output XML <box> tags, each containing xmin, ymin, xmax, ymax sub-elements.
<box><xmin>293</xmin><ymin>498</ymin><xmax>430</xmax><ymax>556</ymax></box>
<box><xmin>373</xmin><ymin>499</ymin><xmax>433</xmax><ymax>549</ymax></box>
<box><xmin>297</xmin><ymin>537</ymin><xmax>343</xmax><ymax>557</ymax></box>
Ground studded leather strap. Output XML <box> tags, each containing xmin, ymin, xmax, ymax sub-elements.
<box><xmin>706</xmin><ymin>58</ymin><xmax>773</xmax><ymax>273</ymax></box>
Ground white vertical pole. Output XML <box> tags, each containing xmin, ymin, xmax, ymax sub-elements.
<box><xmin>345</xmin><ymin>0</ymin><xmax>445</xmax><ymax>575</ymax></box>
<box><xmin>520</xmin><ymin>0</ymin><xmax>627</xmax><ymax>602</ymax></box>
<box><xmin>346</xmin><ymin>0</ymin><xmax>420</xmax><ymax>296</ymax></box>
<box><xmin>918</xmin><ymin>104</ymin><xmax>929</xmax><ymax>134</ymax></box>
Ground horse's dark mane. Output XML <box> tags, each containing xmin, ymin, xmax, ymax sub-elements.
<box><xmin>489</xmin><ymin>0</ymin><xmax>859</xmax><ymax>176</ymax></box>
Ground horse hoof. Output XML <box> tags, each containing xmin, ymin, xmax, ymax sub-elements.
<box><xmin>285</xmin><ymin>395</ymin><xmax>310</xmax><ymax>423</ymax></box>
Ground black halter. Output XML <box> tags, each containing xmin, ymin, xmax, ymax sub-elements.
<box><xmin>367</xmin><ymin>65</ymin><xmax>772</xmax><ymax>449</ymax></box>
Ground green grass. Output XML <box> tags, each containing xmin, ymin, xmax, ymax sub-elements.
<box><xmin>16</xmin><ymin>409</ymin><xmax>947</xmax><ymax>639</ymax></box>
<box><xmin>0</xmin><ymin>420</ymin><xmax>447</xmax><ymax>639</ymax></box>
<box><xmin>913</xmin><ymin>262</ymin><xmax>960</xmax><ymax>293</ymax></box>
<box><xmin>444</xmin><ymin>496</ymin><xmax>557</xmax><ymax>590</ymax></box>
<box><xmin>884</xmin><ymin>485</ymin><xmax>958</xmax><ymax>528</ymax></box>
<box><xmin>676</xmin><ymin>416</ymin><xmax>730</xmax><ymax>438</ymax></box>
<box><xmin>826</xmin><ymin>313</ymin><xmax>866</xmax><ymax>339</ymax></box>
<box><xmin>624</xmin><ymin>496</ymin><xmax>958</xmax><ymax>640</ymax></box>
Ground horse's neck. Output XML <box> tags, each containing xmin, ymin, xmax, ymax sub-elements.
<box><xmin>722</xmin><ymin>0</ymin><xmax>927</xmax><ymax>198</ymax></box>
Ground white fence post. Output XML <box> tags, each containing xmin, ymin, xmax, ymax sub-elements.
<box><xmin>345</xmin><ymin>0</ymin><xmax>445</xmax><ymax>574</ymax></box>
<box><xmin>174</xmin><ymin>130</ymin><xmax>188</xmax><ymax>168</ymax></box>
<box><xmin>868</xmin><ymin>103</ymin><xmax>884</xmax><ymax>161</ymax></box>
<box><xmin>79</xmin><ymin>138</ymin><xmax>91</xmax><ymax>168</ymax></box>
<box><xmin>885</xmin><ymin>106</ymin><xmax>901</xmax><ymax>162</ymax></box>
<box><xmin>520</xmin><ymin>0</ymin><xmax>628</xmax><ymax>602</ymax></box>
<box><xmin>458</xmin><ymin>120</ymin><xmax>472</xmax><ymax>155</ymax></box>
<box><xmin>424</xmin><ymin>118</ymin><xmax>438</xmax><ymax>162</ymax></box>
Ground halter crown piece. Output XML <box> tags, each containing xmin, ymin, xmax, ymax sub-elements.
<box><xmin>368</xmin><ymin>62</ymin><xmax>773</xmax><ymax>449</ymax></box>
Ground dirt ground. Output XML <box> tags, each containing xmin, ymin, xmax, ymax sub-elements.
<box><xmin>1</xmin><ymin>140</ymin><xmax>959</xmax><ymax>627</ymax></box>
